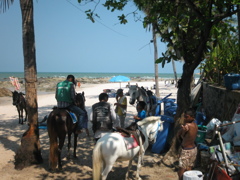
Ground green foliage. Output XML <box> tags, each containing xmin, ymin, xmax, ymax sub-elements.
<box><xmin>200</xmin><ymin>22</ymin><xmax>240</xmax><ymax>84</ymax></box>
<box><xmin>77</xmin><ymin>0</ymin><xmax>239</xmax><ymax>79</ymax></box>
<box><xmin>0</xmin><ymin>0</ymin><xmax>14</xmax><ymax>13</ymax></box>
<box><xmin>103</xmin><ymin>0</ymin><xmax>128</xmax><ymax>11</ymax></box>
<box><xmin>85</xmin><ymin>9</ymin><xmax>95</xmax><ymax>23</ymax></box>
<box><xmin>118</xmin><ymin>14</ymin><xmax>128</xmax><ymax>24</ymax></box>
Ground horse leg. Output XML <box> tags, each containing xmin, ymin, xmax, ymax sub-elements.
<box><xmin>101</xmin><ymin>155</ymin><xmax>118</xmax><ymax>180</ymax></box>
<box><xmin>17</xmin><ymin>106</ymin><xmax>22</xmax><ymax>124</ymax></box>
<box><xmin>102</xmin><ymin>164</ymin><xmax>114</xmax><ymax>180</ymax></box>
<box><xmin>125</xmin><ymin>159</ymin><xmax>133</xmax><ymax>180</ymax></box>
<box><xmin>49</xmin><ymin>136</ymin><xmax>58</xmax><ymax>171</ymax></box>
<box><xmin>136</xmin><ymin>153</ymin><xmax>143</xmax><ymax>180</ymax></box>
<box><xmin>93</xmin><ymin>142</ymin><xmax>116</xmax><ymax>180</ymax></box>
<box><xmin>73</xmin><ymin>133</ymin><xmax>78</xmax><ymax>158</ymax></box>
<box><xmin>20</xmin><ymin>109</ymin><xmax>24</xmax><ymax>124</ymax></box>
<box><xmin>85</xmin><ymin>128</ymin><xmax>90</xmax><ymax>137</ymax></box>
<box><xmin>58</xmin><ymin>135</ymin><xmax>66</xmax><ymax>170</ymax></box>
<box><xmin>67</xmin><ymin>133</ymin><xmax>72</xmax><ymax>159</ymax></box>
<box><xmin>24</xmin><ymin>107</ymin><xmax>27</xmax><ymax>122</ymax></box>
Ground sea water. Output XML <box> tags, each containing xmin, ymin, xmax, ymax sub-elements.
<box><xmin>0</xmin><ymin>72</ymin><xmax>200</xmax><ymax>81</ymax></box>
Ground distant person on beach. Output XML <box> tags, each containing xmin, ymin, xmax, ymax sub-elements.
<box><xmin>177</xmin><ymin>108</ymin><xmax>198</xmax><ymax>180</ymax></box>
<box><xmin>133</xmin><ymin>101</ymin><xmax>146</xmax><ymax>123</ymax></box>
<box><xmin>91</xmin><ymin>93</ymin><xmax>118</xmax><ymax>142</ymax></box>
<box><xmin>114</xmin><ymin>89</ymin><xmax>127</xmax><ymax>128</ymax></box>
<box><xmin>55</xmin><ymin>74</ymin><xmax>85</xmax><ymax>134</ymax></box>
<box><xmin>77</xmin><ymin>81</ymin><xmax>81</xmax><ymax>88</ymax></box>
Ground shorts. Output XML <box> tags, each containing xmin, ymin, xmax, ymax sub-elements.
<box><xmin>179</xmin><ymin>146</ymin><xmax>197</xmax><ymax>169</ymax></box>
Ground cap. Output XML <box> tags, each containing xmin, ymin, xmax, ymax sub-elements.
<box><xmin>117</xmin><ymin>89</ymin><xmax>123</xmax><ymax>94</ymax></box>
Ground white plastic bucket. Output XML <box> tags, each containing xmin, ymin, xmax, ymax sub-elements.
<box><xmin>183</xmin><ymin>170</ymin><xmax>203</xmax><ymax>180</ymax></box>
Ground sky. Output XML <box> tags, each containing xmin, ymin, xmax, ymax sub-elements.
<box><xmin>0</xmin><ymin>0</ymin><xmax>184</xmax><ymax>74</ymax></box>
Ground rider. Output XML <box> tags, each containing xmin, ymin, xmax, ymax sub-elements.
<box><xmin>55</xmin><ymin>74</ymin><xmax>84</xmax><ymax>134</ymax></box>
<box><xmin>133</xmin><ymin>101</ymin><xmax>146</xmax><ymax>123</ymax></box>
<box><xmin>91</xmin><ymin>93</ymin><xmax>118</xmax><ymax>142</ymax></box>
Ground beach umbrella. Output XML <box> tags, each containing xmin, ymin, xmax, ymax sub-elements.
<box><xmin>109</xmin><ymin>75</ymin><xmax>130</xmax><ymax>88</ymax></box>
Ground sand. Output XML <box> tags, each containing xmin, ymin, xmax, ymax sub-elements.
<box><xmin>0</xmin><ymin>80</ymin><xmax>178</xmax><ymax>180</ymax></box>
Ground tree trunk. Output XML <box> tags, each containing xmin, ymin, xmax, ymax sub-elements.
<box><xmin>172</xmin><ymin>60</ymin><xmax>178</xmax><ymax>87</ymax></box>
<box><xmin>162</xmin><ymin>63</ymin><xmax>193</xmax><ymax>164</ymax></box>
<box><xmin>238</xmin><ymin>5</ymin><xmax>240</xmax><ymax>55</ymax></box>
<box><xmin>153</xmin><ymin>25</ymin><xmax>160</xmax><ymax>98</ymax></box>
<box><xmin>15</xmin><ymin>0</ymin><xmax>42</xmax><ymax>170</ymax></box>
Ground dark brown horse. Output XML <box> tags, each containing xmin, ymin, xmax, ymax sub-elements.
<box><xmin>47</xmin><ymin>92</ymin><xmax>86</xmax><ymax>171</ymax></box>
<box><xmin>12</xmin><ymin>91</ymin><xmax>27</xmax><ymax>124</ymax></box>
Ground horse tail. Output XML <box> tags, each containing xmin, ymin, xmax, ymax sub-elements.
<box><xmin>92</xmin><ymin>141</ymin><xmax>103</xmax><ymax>180</ymax></box>
<box><xmin>47</xmin><ymin>110</ymin><xmax>59</xmax><ymax>170</ymax></box>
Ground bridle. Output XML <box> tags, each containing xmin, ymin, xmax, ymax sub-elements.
<box><xmin>129</xmin><ymin>86</ymin><xmax>140</xmax><ymax>106</ymax></box>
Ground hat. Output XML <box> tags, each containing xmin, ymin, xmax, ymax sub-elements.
<box><xmin>116</xmin><ymin>89</ymin><xmax>123</xmax><ymax>94</ymax></box>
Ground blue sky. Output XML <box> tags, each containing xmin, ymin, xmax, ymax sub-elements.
<box><xmin>0</xmin><ymin>0</ymin><xmax>184</xmax><ymax>74</ymax></box>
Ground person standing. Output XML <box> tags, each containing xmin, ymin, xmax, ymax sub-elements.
<box><xmin>177</xmin><ymin>108</ymin><xmax>198</xmax><ymax>180</ymax></box>
<box><xmin>91</xmin><ymin>93</ymin><xmax>118</xmax><ymax>142</ymax></box>
<box><xmin>55</xmin><ymin>74</ymin><xmax>84</xmax><ymax>134</ymax></box>
<box><xmin>114</xmin><ymin>89</ymin><xmax>127</xmax><ymax>128</ymax></box>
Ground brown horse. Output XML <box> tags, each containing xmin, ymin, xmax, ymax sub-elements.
<box><xmin>47</xmin><ymin>92</ymin><xmax>86</xmax><ymax>171</ymax></box>
<box><xmin>12</xmin><ymin>91</ymin><xmax>28</xmax><ymax>124</ymax></box>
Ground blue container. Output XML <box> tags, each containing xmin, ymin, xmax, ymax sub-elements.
<box><xmin>152</xmin><ymin>115</ymin><xmax>174</xmax><ymax>154</ymax></box>
<box><xmin>224</xmin><ymin>73</ymin><xmax>240</xmax><ymax>90</ymax></box>
<box><xmin>195</xmin><ymin>112</ymin><xmax>206</xmax><ymax>125</ymax></box>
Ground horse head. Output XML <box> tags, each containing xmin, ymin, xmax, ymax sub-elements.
<box><xmin>76</xmin><ymin>91</ymin><xmax>85</xmax><ymax>109</ymax></box>
<box><xmin>137</xmin><ymin>116</ymin><xmax>161</xmax><ymax>142</ymax></box>
<box><xmin>128</xmin><ymin>85</ymin><xmax>139</xmax><ymax>105</ymax></box>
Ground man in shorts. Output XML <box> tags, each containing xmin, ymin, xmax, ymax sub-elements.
<box><xmin>177</xmin><ymin>108</ymin><xmax>198</xmax><ymax>180</ymax></box>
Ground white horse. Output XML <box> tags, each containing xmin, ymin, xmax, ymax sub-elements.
<box><xmin>128</xmin><ymin>85</ymin><xmax>157</xmax><ymax>116</ymax></box>
<box><xmin>92</xmin><ymin>116</ymin><xmax>162</xmax><ymax>180</ymax></box>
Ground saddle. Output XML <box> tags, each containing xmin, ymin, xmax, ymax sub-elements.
<box><xmin>116</xmin><ymin>122</ymin><xmax>145</xmax><ymax>145</ymax></box>
<box><xmin>52</xmin><ymin>106</ymin><xmax>78</xmax><ymax>123</ymax></box>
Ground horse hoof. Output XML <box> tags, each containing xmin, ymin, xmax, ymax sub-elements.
<box><xmin>48</xmin><ymin>168</ymin><xmax>56</xmax><ymax>173</ymax></box>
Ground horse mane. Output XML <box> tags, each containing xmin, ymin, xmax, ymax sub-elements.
<box><xmin>129</xmin><ymin>85</ymin><xmax>137</xmax><ymax>89</ymax></box>
<box><xmin>137</xmin><ymin>116</ymin><xmax>160</xmax><ymax>126</ymax></box>
<box><xmin>125</xmin><ymin>122</ymin><xmax>138</xmax><ymax>131</ymax></box>
<box><xmin>136</xmin><ymin>86</ymin><xmax>147</xmax><ymax>97</ymax></box>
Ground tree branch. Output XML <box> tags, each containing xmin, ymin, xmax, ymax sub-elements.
<box><xmin>185</xmin><ymin>0</ymin><xmax>204</xmax><ymax>20</ymax></box>
<box><xmin>213</xmin><ymin>8</ymin><xmax>238</xmax><ymax>25</ymax></box>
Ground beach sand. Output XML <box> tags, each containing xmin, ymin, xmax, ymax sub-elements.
<box><xmin>0</xmin><ymin>80</ymin><xmax>178</xmax><ymax>180</ymax></box>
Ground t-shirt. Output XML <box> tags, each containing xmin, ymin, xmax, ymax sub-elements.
<box><xmin>135</xmin><ymin>110</ymin><xmax>146</xmax><ymax>123</ymax></box>
<box><xmin>117</xmin><ymin>96</ymin><xmax>127</xmax><ymax>116</ymax></box>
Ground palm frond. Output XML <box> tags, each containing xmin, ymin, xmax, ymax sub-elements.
<box><xmin>0</xmin><ymin>0</ymin><xmax>14</xmax><ymax>13</ymax></box>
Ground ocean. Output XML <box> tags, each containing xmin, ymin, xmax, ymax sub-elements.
<box><xmin>0</xmin><ymin>72</ymin><xmax>200</xmax><ymax>81</ymax></box>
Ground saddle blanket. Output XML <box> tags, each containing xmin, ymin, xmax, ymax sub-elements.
<box><xmin>68</xmin><ymin>112</ymin><xmax>77</xmax><ymax>124</ymax></box>
<box><xmin>123</xmin><ymin>135</ymin><xmax>139</xmax><ymax>150</ymax></box>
